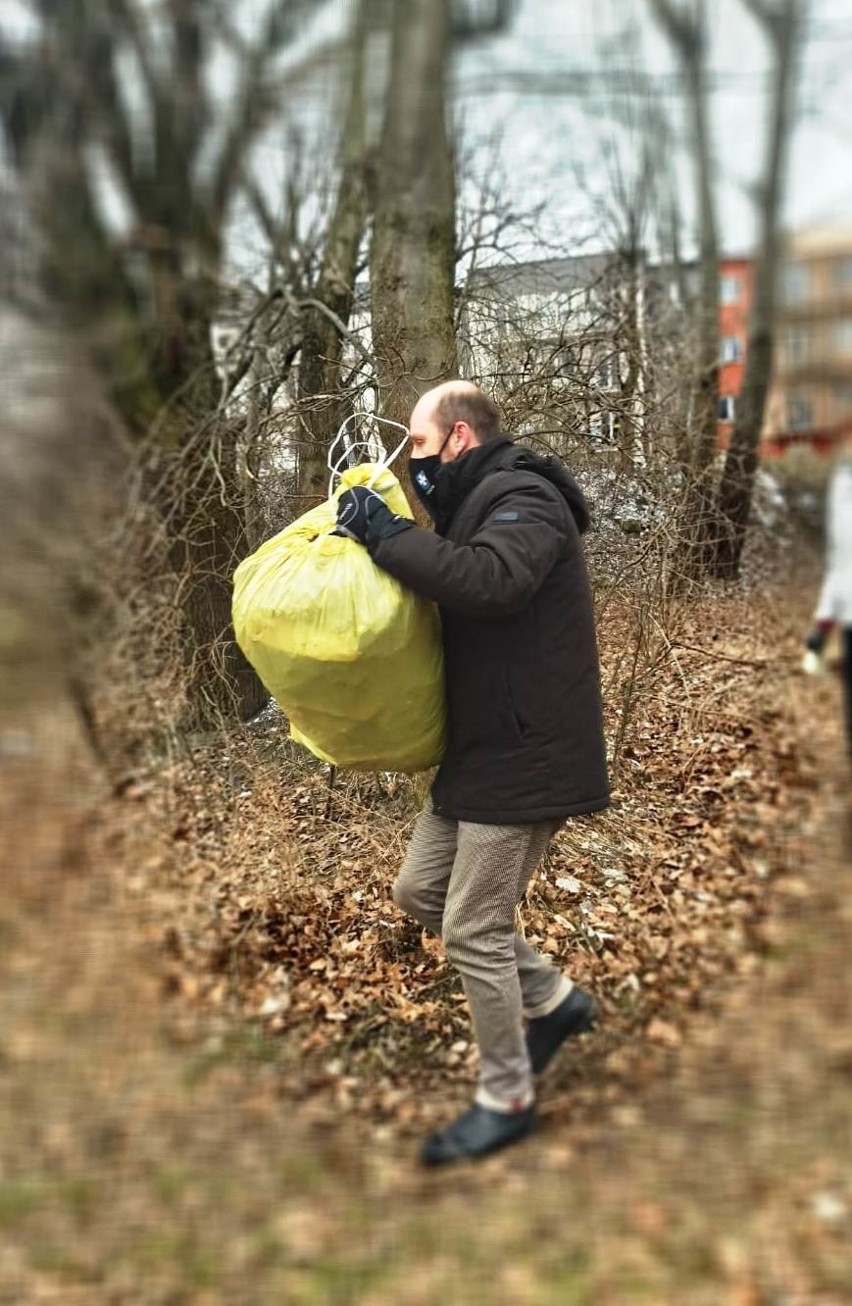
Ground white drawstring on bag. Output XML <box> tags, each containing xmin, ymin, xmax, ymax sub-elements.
<box><xmin>327</xmin><ymin>413</ymin><xmax>409</xmax><ymax>497</ymax></box>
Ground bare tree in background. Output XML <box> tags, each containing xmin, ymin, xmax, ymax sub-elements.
<box><xmin>712</xmin><ymin>0</ymin><xmax>804</xmax><ymax>578</ymax></box>
<box><xmin>242</xmin><ymin>1</ymin><xmax>526</xmax><ymax>512</ymax></box>
<box><xmin>650</xmin><ymin>0</ymin><xmax>807</xmax><ymax>581</ymax></box>
<box><xmin>294</xmin><ymin>0</ymin><xmax>372</xmax><ymax>505</ymax></box>
<box><xmin>649</xmin><ymin>0</ymin><xmax>720</xmax><ymax>571</ymax></box>
<box><xmin>572</xmin><ymin>19</ymin><xmax>679</xmax><ymax>472</ymax></box>
<box><xmin>369</xmin><ymin>0</ymin><xmax>458</xmax><ymax>433</ymax></box>
<box><xmin>454</xmin><ymin>135</ymin><xmax>549</xmax><ymax>339</ymax></box>
<box><xmin>368</xmin><ymin>0</ymin><xmax>524</xmax><ymax>449</ymax></box>
<box><xmin>0</xmin><ymin>0</ymin><xmax>322</xmax><ymax>727</ymax></box>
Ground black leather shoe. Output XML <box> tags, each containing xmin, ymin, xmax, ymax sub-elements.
<box><xmin>420</xmin><ymin>1103</ymin><xmax>536</xmax><ymax>1166</ymax></box>
<box><xmin>526</xmin><ymin>986</ymin><xmax>598</xmax><ymax>1075</ymax></box>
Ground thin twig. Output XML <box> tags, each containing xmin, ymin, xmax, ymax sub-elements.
<box><xmin>670</xmin><ymin>640</ymin><xmax>771</xmax><ymax>668</ymax></box>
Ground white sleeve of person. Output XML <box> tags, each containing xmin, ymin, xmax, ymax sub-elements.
<box><xmin>815</xmin><ymin>464</ymin><xmax>852</xmax><ymax>626</ymax></box>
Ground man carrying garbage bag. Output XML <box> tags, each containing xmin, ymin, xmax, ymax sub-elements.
<box><xmin>336</xmin><ymin>381</ymin><xmax>609</xmax><ymax>1165</ymax></box>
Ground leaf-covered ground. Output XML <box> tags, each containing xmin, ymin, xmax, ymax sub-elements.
<box><xmin>130</xmin><ymin>596</ymin><xmax>831</xmax><ymax>1132</ymax></box>
<box><xmin>1</xmin><ymin>587</ymin><xmax>851</xmax><ymax>1304</ymax></box>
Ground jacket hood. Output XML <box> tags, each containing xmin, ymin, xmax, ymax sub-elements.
<box><xmin>431</xmin><ymin>436</ymin><xmax>592</xmax><ymax>535</ymax></box>
<box><xmin>493</xmin><ymin>440</ymin><xmax>591</xmax><ymax>535</ymax></box>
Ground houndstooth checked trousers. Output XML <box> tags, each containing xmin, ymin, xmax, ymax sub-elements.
<box><xmin>393</xmin><ymin>798</ymin><xmax>574</xmax><ymax>1111</ymax></box>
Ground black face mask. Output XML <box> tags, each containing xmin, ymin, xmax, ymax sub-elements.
<box><xmin>409</xmin><ymin>428</ymin><xmax>454</xmax><ymax>520</ymax></box>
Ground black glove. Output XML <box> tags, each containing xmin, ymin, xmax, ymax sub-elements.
<box><xmin>335</xmin><ymin>485</ymin><xmax>413</xmax><ymax>548</ymax></box>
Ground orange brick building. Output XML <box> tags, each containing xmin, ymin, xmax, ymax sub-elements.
<box><xmin>715</xmin><ymin>231</ymin><xmax>852</xmax><ymax>456</ymax></box>
<box><xmin>716</xmin><ymin>255</ymin><xmax>754</xmax><ymax>447</ymax></box>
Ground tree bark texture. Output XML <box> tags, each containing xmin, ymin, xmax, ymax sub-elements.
<box><xmin>712</xmin><ymin>0</ymin><xmax>801</xmax><ymax>579</ymax></box>
<box><xmin>370</xmin><ymin>0</ymin><xmax>458</xmax><ymax>436</ymax></box>
<box><xmin>296</xmin><ymin>0</ymin><xmax>370</xmax><ymax>507</ymax></box>
<box><xmin>648</xmin><ymin>0</ymin><xmax>720</xmax><ymax>577</ymax></box>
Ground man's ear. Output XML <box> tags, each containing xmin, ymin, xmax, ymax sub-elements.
<box><xmin>455</xmin><ymin>422</ymin><xmax>474</xmax><ymax>453</ymax></box>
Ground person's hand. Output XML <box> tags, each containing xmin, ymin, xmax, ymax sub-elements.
<box><xmin>335</xmin><ymin>485</ymin><xmax>413</xmax><ymax>547</ymax></box>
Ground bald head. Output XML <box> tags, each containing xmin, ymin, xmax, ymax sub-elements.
<box><xmin>408</xmin><ymin>381</ymin><xmax>504</xmax><ymax>464</ymax></box>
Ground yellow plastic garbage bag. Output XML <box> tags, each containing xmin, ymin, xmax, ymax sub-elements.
<box><xmin>232</xmin><ymin>464</ymin><xmax>446</xmax><ymax>772</ymax></box>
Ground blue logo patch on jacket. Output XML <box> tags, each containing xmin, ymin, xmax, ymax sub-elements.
<box><xmin>492</xmin><ymin>510</ymin><xmax>520</xmax><ymax>522</ymax></box>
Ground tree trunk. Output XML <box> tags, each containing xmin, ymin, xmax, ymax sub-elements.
<box><xmin>238</xmin><ymin>339</ymin><xmax>272</xmax><ymax>553</ymax></box>
<box><xmin>614</xmin><ymin>245</ymin><xmax>645</xmax><ymax>469</ymax></box>
<box><xmin>370</xmin><ymin>0</ymin><xmax>458</xmax><ymax>441</ymax></box>
<box><xmin>680</xmin><ymin>28</ymin><xmax>720</xmax><ymax>577</ymax></box>
<box><xmin>296</xmin><ymin>0</ymin><xmax>370</xmax><ymax>508</ymax></box>
<box><xmin>711</xmin><ymin>0</ymin><xmax>800</xmax><ymax>579</ymax></box>
<box><xmin>649</xmin><ymin>0</ymin><xmax>719</xmax><ymax>579</ymax></box>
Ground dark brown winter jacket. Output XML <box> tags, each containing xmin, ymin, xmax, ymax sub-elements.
<box><xmin>370</xmin><ymin>437</ymin><xmax>610</xmax><ymax>823</ymax></box>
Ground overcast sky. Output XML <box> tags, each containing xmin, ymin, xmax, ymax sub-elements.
<box><xmin>2</xmin><ymin>0</ymin><xmax>850</xmax><ymax>275</ymax></box>
<box><xmin>453</xmin><ymin>0</ymin><xmax>852</xmax><ymax>256</ymax></box>
<box><xmin>224</xmin><ymin>0</ymin><xmax>852</xmax><ymax>279</ymax></box>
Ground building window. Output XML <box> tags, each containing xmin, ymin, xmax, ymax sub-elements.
<box><xmin>720</xmin><ymin>335</ymin><xmax>743</xmax><ymax>362</ymax></box>
<box><xmin>836</xmin><ymin>256</ymin><xmax>852</xmax><ymax>287</ymax></box>
<box><xmin>589</xmin><ymin>411</ymin><xmax>615</xmax><ymax>444</ymax></box>
<box><xmin>553</xmin><ymin>342</ymin><xmax>581</xmax><ymax>378</ymax></box>
<box><xmin>718</xmin><ymin>396</ymin><xmax>736</xmax><ymax>423</ymax></box>
<box><xmin>787</xmin><ymin>394</ymin><xmax>813</xmax><ymax>431</ymax></box>
<box><xmin>782</xmin><ymin>263</ymin><xmax>809</xmax><ymax>303</ymax></box>
<box><xmin>783</xmin><ymin>328</ymin><xmax>810</xmax><ymax>366</ymax></box>
<box><xmin>831</xmin><ymin>319</ymin><xmax>852</xmax><ymax>353</ymax></box>
<box><xmin>596</xmin><ymin>357</ymin><xmax>617</xmax><ymax>390</ymax></box>
<box><xmin>719</xmin><ymin>274</ymin><xmax>741</xmax><ymax>305</ymax></box>
<box><xmin>832</xmin><ymin>383</ymin><xmax>852</xmax><ymax>415</ymax></box>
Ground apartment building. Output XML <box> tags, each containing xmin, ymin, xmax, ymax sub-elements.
<box><xmin>460</xmin><ymin>250</ymin><xmax>657</xmax><ymax>448</ymax></box>
<box><xmin>715</xmin><ymin>229</ymin><xmax>852</xmax><ymax>454</ymax></box>
<box><xmin>763</xmin><ymin>227</ymin><xmax>852</xmax><ymax>454</ymax></box>
<box><xmin>716</xmin><ymin>255</ymin><xmax>754</xmax><ymax>443</ymax></box>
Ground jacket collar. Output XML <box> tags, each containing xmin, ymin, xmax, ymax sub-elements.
<box><xmin>432</xmin><ymin>436</ymin><xmax>515</xmax><ymax>532</ymax></box>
